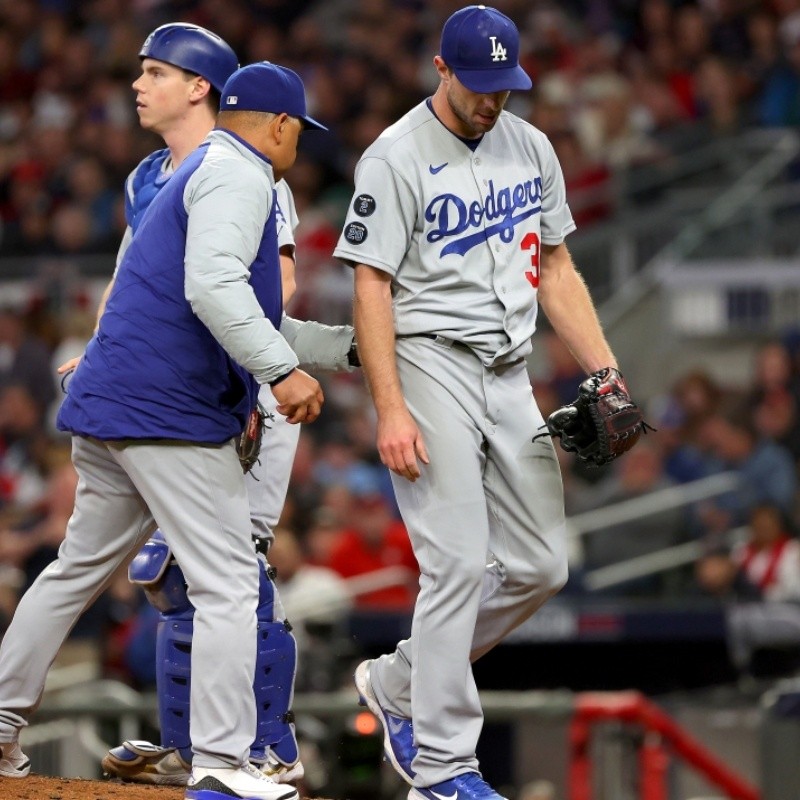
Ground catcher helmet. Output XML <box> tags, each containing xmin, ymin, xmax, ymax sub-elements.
<box><xmin>139</xmin><ymin>23</ymin><xmax>239</xmax><ymax>93</ymax></box>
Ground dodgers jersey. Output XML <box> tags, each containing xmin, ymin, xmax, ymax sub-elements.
<box><xmin>333</xmin><ymin>101</ymin><xmax>576</xmax><ymax>367</ymax></box>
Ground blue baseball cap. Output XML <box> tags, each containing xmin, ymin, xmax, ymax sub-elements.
<box><xmin>219</xmin><ymin>62</ymin><xmax>327</xmax><ymax>130</ymax></box>
<box><xmin>440</xmin><ymin>5</ymin><xmax>532</xmax><ymax>93</ymax></box>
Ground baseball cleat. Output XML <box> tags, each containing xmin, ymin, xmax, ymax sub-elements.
<box><xmin>354</xmin><ymin>659</ymin><xmax>416</xmax><ymax>783</ymax></box>
<box><xmin>0</xmin><ymin>741</ymin><xmax>31</xmax><ymax>778</ymax></box>
<box><xmin>257</xmin><ymin>754</ymin><xmax>305</xmax><ymax>784</ymax></box>
<box><xmin>101</xmin><ymin>739</ymin><xmax>190</xmax><ymax>785</ymax></box>
<box><xmin>185</xmin><ymin>762</ymin><xmax>298</xmax><ymax>800</ymax></box>
<box><xmin>409</xmin><ymin>772</ymin><xmax>509</xmax><ymax>800</ymax></box>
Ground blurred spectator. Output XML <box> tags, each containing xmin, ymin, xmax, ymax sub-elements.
<box><xmin>575</xmin><ymin>440</ymin><xmax>686</xmax><ymax>596</ymax></box>
<box><xmin>693</xmin><ymin>55</ymin><xmax>747</xmax><ymax>137</ymax></box>
<box><xmin>324</xmin><ymin>490</ymin><xmax>418</xmax><ymax>611</ymax></box>
<box><xmin>550</xmin><ymin>129</ymin><xmax>613</xmax><ymax>227</ymax></box>
<box><xmin>743</xmin><ymin>9</ymin><xmax>800</xmax><ymax>127</ymax></box>
<box><xmin>695</xmin><ymin>503</ymin><xmax>800</xmax><ymax>673</ymax></box>
<box><xmin>696</xmin><ymin>403</ymin><xmax>797</xmax><ymax>535</ymax></box>
<box><xmin>304</xmin><ymin>502</ymin><xmax>349</xmax><ymax>567</ymax></box>
<box><xmin>0</xmin><ymin>305</ymin><xmax>56</xmax><ymax>417</ymax></box>
<box><xmin>0</xmin><ymin>383</ymin><xmax>53</xmax><ymax>515</ymax></box>
<box><xmin>311</xmin><ymin>425</ymin><xmax>385</xmax><ymax>501</ymax></box>
<box><xmin>0</xmin><ymin>454</ymin><xmax>75</xmax><ymax>590</ymax></box>
<box><xmin>747</xmin><ymin>340</ymin><xmax>800</xmax><ymax>464</ymax></box>
<box><xmin>271</xmin><ymin>525</ymin><xmax>351</xmax><ymax>626</ymax></box>
<box><xmin>269</xmin><ymin>526</ymin><xmax>351</xmax><ymax>691</ymax></box>
<box><xmin>653</xmin><ymin>369</ymin><xmax>724</xmax><ymax>484</ymax></box>
<box><xmin>575</xmin><ymin>71</ymin><xmax>664</xmax><ymax>169</ymax></box>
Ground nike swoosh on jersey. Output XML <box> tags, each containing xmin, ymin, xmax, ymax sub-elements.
<box><xmin>429</xmin><ymin>162</ymin><xmax>448</xmax><ymax>174</ymax></box>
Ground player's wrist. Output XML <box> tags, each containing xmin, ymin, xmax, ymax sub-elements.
<box><xmin>269</xmin><ymin>368</ymin><xmax>296</xmax><ymax>387</ymax></box>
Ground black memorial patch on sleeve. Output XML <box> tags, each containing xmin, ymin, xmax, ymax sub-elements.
<box><xmin>344</xmin><ymin>221</ymin><xmax>368</xmax><ymax>244</ymax></box>
<box><xmin>353</xmin><ymin>194</ymin><xmax>376</xmax><ymax>217</ymax></box>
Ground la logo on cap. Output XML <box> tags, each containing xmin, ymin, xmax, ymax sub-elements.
<box><xmin>490</xmin><ymin>36</ymin><xmax>507</xmax><ymax>62</ymax></box>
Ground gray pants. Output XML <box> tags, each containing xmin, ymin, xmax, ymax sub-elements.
<box><xmin>248</xmin><ymin>385</ymin><xmax>301</xmax><ymax>544</ymax></box>
<box><xmin>0</xmin><ymin>435</ymin><xmax>259</xmax><ymax>770</ymax></box>
<box><xmin>369</xmin><ymin>337</ymin><xmax>568</xmax><ymax>787</ymax></box>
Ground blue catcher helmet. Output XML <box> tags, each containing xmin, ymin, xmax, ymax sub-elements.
<box><xmin>139</xmin><ymin>23</ymin><xmax>239</xmax><ymax>93</ymax></box>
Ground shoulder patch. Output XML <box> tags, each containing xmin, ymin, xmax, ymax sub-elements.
<box><xmin>353</xmin><ymin>194</ymin><xmax>376</xmax><ymax>217</ymax></box>
<box><xmin>344</xmin><ymin>222</ymin><xmax>368</xmax><ymax>244</ymax></box>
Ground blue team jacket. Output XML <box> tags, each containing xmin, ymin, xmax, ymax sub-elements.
<box><xmin>57</xmin><ymin>135</ymin><xmax>283</xmax><ymax>443</ymax></box>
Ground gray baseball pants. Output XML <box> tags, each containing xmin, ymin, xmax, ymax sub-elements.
<box><xmin>369</xmin><ymin>337</ymin><xmax>568</xmax><ymax>787</ymax></box>
<box><xmin>0</xmin><ymin>435</ymin><xmax>259</xmax><ymax>770</ymax></box>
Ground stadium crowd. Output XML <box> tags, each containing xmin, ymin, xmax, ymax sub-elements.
<box><xmin>0</xmin><ymin>0</ymin><xmax>800</xmax><ymax>685</ymax></box>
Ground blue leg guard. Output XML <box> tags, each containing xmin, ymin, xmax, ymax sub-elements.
<box><xmin>156</xmin><ymin>611</ymin><xmax>194</xmax><ymax>766</ymax></box>
<box><xmin>251</xmin><ymin>564</ymin><xmax>300</xmax><ymax>767</ymax></box>
<box><xmin>134</xmin><ymin>534</ymin><xmax>299</xmax><ymax>767</ymax></box>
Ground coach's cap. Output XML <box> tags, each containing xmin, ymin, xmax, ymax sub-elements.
<box><xmin>440</xmin><ymin>5</ymin><xmax>532</xmax><ymax>93</ymax></box>
<box><xmin>219</xmin><ymin>62</ymin><xmax>327</xmax><ymax>130</ymax></box>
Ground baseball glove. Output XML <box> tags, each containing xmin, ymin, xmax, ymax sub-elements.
<box><xmin>237</xmin><ymin>406</ymin><xmax>266</xmax><ymax>475</ymax></box>
<box><xmin>538</xmin><ymin>367</ymin><xmax>652</xmax><ymax>467</ymax></box>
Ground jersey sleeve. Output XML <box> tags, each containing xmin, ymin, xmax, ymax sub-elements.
<box><xmin>333</xmin><ymin>156</ymin><xmax>416</xmax><ymax>276</ymax></box>
<box><xmin>275</xmin><ymin>179</ymin><xmax>298</xmax><ymax>252</ymax></box>
<box><xmin>122</xmin><ymin>166</ymin><xmax>137</xmax><ymax>228</ymax></box>
<box><xmin>182</xmin><ymin>157</ymin><xmax>298</xmax><ymax>386</ymax></box>
<box><xmin>538</xmin><ymin>135</ymin><xmax>576</xmax><ymax>245</ymax></box>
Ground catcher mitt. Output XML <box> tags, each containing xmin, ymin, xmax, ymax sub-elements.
<box><xmin>538</xmin><ymin>367</ymin><xmax>652</xmax><ymax>467</ymax></box>
<box><xmin>237</xmin><ymin>406</ymin><xmax>266</xmax><ymax>475</ymax></box>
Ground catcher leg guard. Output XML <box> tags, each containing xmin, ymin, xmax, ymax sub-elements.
<box><xmin>250</xmin><ymin>565</ymin><xmax>302</xmax><ymax>782</ymax></box>
<box><xmin>101</xmin><ymin>740</ymin><xmax>190</xmax><ymax>786</ymax></box>
<box><xmin>128</xmin><ymin>532</ymin><xmax>194</xmax><ymax>770</ymax></box>
<box><xmin>156</xmin><ymin>611</ymin><xmax>194</xmax><ymax>767</ymax></box>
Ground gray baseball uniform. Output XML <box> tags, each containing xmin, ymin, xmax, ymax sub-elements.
<box><xmin>334</xmin><ymin>100</ymin><xmax>572</xmax><ymax>786</ymax></box>
<box><xmin>0</xmin><ymin>131</ymin><xmax>298</xmax><ymax>770</ymax></box>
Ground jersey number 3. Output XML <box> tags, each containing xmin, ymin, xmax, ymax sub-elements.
<box><xmin>522</xmin><ymin>232</ymin><xmax>540</xmax><ymax>289</ymax></box>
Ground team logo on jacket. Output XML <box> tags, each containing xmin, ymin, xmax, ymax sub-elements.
<box><xmin>425</xmin><ymin>177</ymin><xmax>542</xmax><ymax>257</ymax></box>
<box><xmin>353</xmin><ymin>194</ymin><xmax>376</xmax><ymax>216</ymax></box>
<box><xmin>345</xmin><ymin>221</ymin><xmax>368</xmax><ymax>244</ymax></box>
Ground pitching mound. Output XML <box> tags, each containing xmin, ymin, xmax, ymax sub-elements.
<box><xmin>0</xmin><ymin>775</ymin><xmax>330</xmax><ymax>799</ymax></box>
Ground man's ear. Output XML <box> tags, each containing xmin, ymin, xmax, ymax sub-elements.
<box><xmin>189</xmin><ymin>76</ymin><xmax>212</xmax><ymax>102</ymax></box>
<box><xmin>273</xmin><ymin>112</ymin><xmax>290</xmax><ymax>142</ymax></box>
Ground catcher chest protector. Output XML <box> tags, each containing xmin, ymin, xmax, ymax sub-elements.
<box><xmin>128</xmin><ymin>534</ymin><xmax>299</xmax><ymax>766</ymax></box>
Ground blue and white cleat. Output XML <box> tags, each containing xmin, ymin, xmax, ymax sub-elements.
<box><xmin>185</xmin><ymin>762</ymin><xmax>298</xmax><ymax>800</ymax></box>
<box><xmin>354</xmin><ymin>659</ymin><xmax>416</xmax><ymax>783</ymax></box>
<box><xmin>409</xmin><ymin>772</ymin><xmax>509</xmax><ymax>800</ymax></box>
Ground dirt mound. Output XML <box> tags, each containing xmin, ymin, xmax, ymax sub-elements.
<box><xmin>0</xmin><ymin>775</ymin><xmax>330</xmax><ymax>799</ymax></box>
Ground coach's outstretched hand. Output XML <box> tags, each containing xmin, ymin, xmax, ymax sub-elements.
<box><xmin>271</xmin><ymin>368</ymin><xmax>324</xmax><ymax>424</ymax></box>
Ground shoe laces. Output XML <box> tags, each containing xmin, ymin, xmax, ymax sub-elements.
<box><xmin>456</xmin><ymin>772</ymin><xmax>497</xmax><ymax>798</ymax></box>
<box><xmin>242</xmin><ymin>761</ymin><xmax>270</xmax><ymax>780</ymax></box>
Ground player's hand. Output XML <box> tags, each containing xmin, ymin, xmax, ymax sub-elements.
<box><xmin>376</xmin><ymin>407</ymin><xmax>430</xmax><ymax>481</ymax></box>
<box><xmin>271</xmin><ymin>369</ymin><xmax>324</xmax><ymax>424</ymax></box>
<box><xmin>57</xmin><ymin>355</ymin><xmax>82</xmax><ymax>374</ymax></box>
